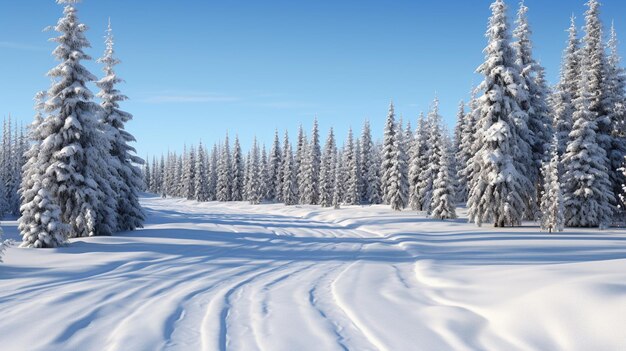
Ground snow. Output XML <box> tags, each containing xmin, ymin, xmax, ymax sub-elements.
<box><xmin>2</xmin><ymin>195</ymin><xmax>626</xmax><ymax>350</ymax></box>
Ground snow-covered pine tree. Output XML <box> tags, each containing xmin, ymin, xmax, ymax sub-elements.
<box><xmin>0</xmin><ymin>118</ymin><xmax>11</xmax><ymax>217</ymax></box>
<box><xmin>19</xmin><ymin>91</ymin><xmax>69</xmax><ymax>248</ymax></box>
<box><xmin>208</xmin><ymin>144</ymin><xmax>218</xmax><ymax>201</ymax></box>
<box><xmin>96</xmin><ymin>19</ymin><xmax>144</xmax><ymax>231</ymax></box>
<box><xmin>295</xmin><ymin>125</ymin><xmax>307</xmax><ymax>202</ymax></box>
<box><xmin>194</xmin><ymin>142</ymin><xmax>209</xmax><ymax>202</ymax></box>
<box><xmin>582</xmin><ymin>0</ymin><xmax>616</xmax><ymax>212</ymax></box>
<box><xmin>360</xmin><ymin>120</ymin><xmax>381</xmax><ymax>204</ymax></box>
<box><xmin>343</xmin><ymin>128</ymin><xmax>360</xmax><ymax>205</ymax></box>
<box><xmin>467</xmin><ymin>0</ymin><xmax>533</xmax><ymax>227</ymax></box>
<box><xmin>246</xmin><ymin>138</ymin><xmax>263</xmax><ymax>204</ymax></box>
<box><xmin>300</xmin><ymin>119</ymin><xmax>321</xmax><ymax>205</ymax></box>
<box><xmin>562</xmin><ymin>64</ymin><xmax>614</xmax><ymax>228</ymax></box>
<box><xmin>540</xmin><ymin>135</ymin><xmax>564</xmax><ymax>232</ymax></box>
<box><xmin>319</xmin><ymin>128</ymin><xmax>336</xmax><ymax>207</ymax></box>
<box><xmin>231</xmin><ymin>136</ymin><xmax>244</xmax><ymax>201</ymax></box>
<box><xmin>381</xmin><ymin>103</ymin><xmax>408</xmax><ymax>211</ymax></box>
<box><xmin>144</xmin><ymin>156</ymin><xmax>151</xmax><ymax>193</ymax></box>
<box><xmin>553</xmin><ymin>16</ymin><xmax>580</xmax><ymax>157</ymax></box>
<box><xmin>183</xmin><ymin>145</ymin><xmax>196</xmax><ymax>200</ymax></box>
<box><xmin>453</xmin><ymin>100</ymin><xmax>469</xmax><ymax>203</ymax></box>
<box><xmin>267</xmin><ymin>130</ymin><xmax>282</xmax><ymax>202</ymax></box>
<box><xmin>430</xmin><ymin>135</ymin><xmax>458</xmax><ymax>220</ymax></box>
<box><xmin>332</xmin><ymin>151</ymin><xmax>342</xmax><ymax>209</ymax></box>
<box><xmin>409</xmin><ymin>112</ymin><xmax>428</xmax><ymax>210</ymax></box>
<box><xmin>417</xmin><ymin>99</ymin><xmax>445</xmax><ymax>213</ymax></box>
<box><xmin>260</xmin><ymin>145</ymin><xmax>268</xmax><ymax>202</ymax></box>
<box><xmin>281</xmin><ymin>132</ymin><xmax>298</xmax><ymax>205</ymax></box>
<box><xmin>160</xmin><ymin>154</ymin><xmax>167</xmax><ymax>197</ymax></box>
<box><xmin>396</xmin><ymin>119</ymin><xmax>410</xmax><ymax>208</ymax></box>
<box><xmin>606</xmin><ymin>22</ymin><xmax>626</xmax><ymax>211</ymax></box>
<box><xmin>512</xmin><ymin>1</ymin><xmax>553</xmax><ymax>220</ymax></box>
<box><xmin>217</xmin><ymin>135</ymin><xmax>232</xmax><ymax>202</ymax></box>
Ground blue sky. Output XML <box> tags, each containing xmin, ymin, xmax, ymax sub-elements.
<box><xmin>0</xmin><ymin>0</ymin><xmax>625</xmax><ymax>157</ymax></box>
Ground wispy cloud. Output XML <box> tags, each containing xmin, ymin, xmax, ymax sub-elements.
<box><xmin>258</xmin><ymin>101</ymin><xmax>318</xmax><ymax>109</ymax></box>
<box><xmin>141</xmin><ymin>92</ymin><xmax>240</xmax><ymax>104</ymax></box>
<box><xmin>0</xmin><ymin>41</ymin><xmax>46</xmax><ymax>51</ymax></box>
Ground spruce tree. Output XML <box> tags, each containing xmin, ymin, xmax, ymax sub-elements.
<box><xmin>319</xmin><ymin>128</ymin><xmax>336</xmax><ymax>207</ymax></box>
<box><xmin>417</xmin><ymin>99</ymin><xmax>444</xmax><ymax>213</ymax></box>
<box><xmin>194</xmin><ymin>142</ymin><xmax>209</xmax><ymax>202</ymax></box>
<box><xmin>361</xmin><ymin>120</ymin><xmax>382</xmax><ymax>204</ymax></box>
<box><xmin>409</xmin><ymin>112</ymin><xmax>428</xmax><ymax>210</ymax></box>
<box><xmin>208</xmin><ymin>144</ymin><xmax>218</xmax><ymax>201</ymax></box>
<box><xmin>267</xmin><ymin>130</ymin><xmax>282</xmax><ymax>201</ymax></box>
<box><xmin>343</xmin><ymin>128</ymin><xmax>360</xmax><ymax>205</ymax></box>
<box><xmin>562</xmin><ymin>68</ymin><xmax>614</xmax><ymax>228</ymax></box>
<box><xmin>231</xmin><ymin>136</ymin><xmax>244</xmax><ymax>201</ymax></box>
<box><xmin>96</xmin><ymin>19</ymin><xmax>144</xmax><ymax>231</ymax></box>
<box><xmin>295</xmin><ymin>125</ymin><xmax>307</xmax><ymax>202</ymax></box>
<box><xmin>430</xmin><ymin>136</ymin><xmax>458</xmax><ymax>220</ymax></box>
<box><xmin>540</xmin><ymin>135</ymin><xmax>564</xmax><ymax>232</ymax></box>
<box><xmin>282</xmin><ymin>133</ymin><xmax>298</xmax><ymax>206</ymax></box>
<box><xmin>183</xmin><ymin>145</ymin><xmax>196</xmax><ymax>200</ymax></box>
<box><xmin>467</xmin><ymin>0</ymin><xmax>532</xmax><ymax>227</ymax></box>
<box><xmin>301</xmin><ymin>119</ymin><xmax>321</xmax><ymax>205</ymax></box>
<box><xmin>217</xmin><ymin>135</ymin><xmax>232</xmax><ymax>202</ymax></box>
<box><xmin>246</xmin><ymin>138</ymin><xmax>263</xmax><ymax>204</ymax></box>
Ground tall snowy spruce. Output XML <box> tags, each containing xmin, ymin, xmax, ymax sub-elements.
<box><xmin>453</xmin><ymin>101</ymin><xmax>469</xmax><ymax>202</ymax></box>
<box><xmin>381</xmin><ymin>103</ymin><xmax>408</xmax><ymax>211</ymax></box>
<box><xmin>562</xmin><ymin>67</ymin><xmax>614</xmax><ymax>228</ymax></box>
<box><xmin>417</xmin><ymin>99</ymin><xmax>444</xmax><ymax>214</ymax></box>
<box><xmin>267</xmin><ymin>130</ymin><xmax>282</xmax><ymax>202</ymax></box>
<box><xmin>540</xmin><ymin>135</ymin><xmax>564</xmax><ymax>232</ymax></box>
<box><xmin>582</xmin><ymin>0</ymin><xmax>618</xmax><ymax>212</ymax></box>
<box><xmin>231</xmin><ymin>136</ymin><xmax>245</xmax><ymax>201</ymax></box>
<box><xmin>409</xmin><ymin>112</ymin><xmax>429</xmax><ymax>211</ymax></box>
<box><xmin>182</xmin><ymin>146</ymin><xmax>196</xmax><ymax>200</ymax></box>
<box><xmin>194</xmin><ymin>142</ymin><xmax>209</xmax><ymax>202</ymax></box>
<box><xmin>281</xmin><ymin>132</ymin><xmax>298</xmax><ymax>206</ymax></box>
<box><xmin>430</xmin><ymin>136</ymin><xmax>458</xmax><ymax>220</ymax></box>
<box><xmin>300</xmin><ymin>119</ymin><xmax>321</xmax><ymax>205</ymax></box>
<box><xmin>20</xmin><ymin>0</ymin><xmax>120</xmax><ymax>246</ymax></box>
<box><xmin>606</xmin><ymin>23</ymin><xmax>626</xmax><ymax>210</ymax></box>
<box><xmin>319</xmin><ymin>128</ymin><xmax>336</xmax><ymax>207</ymax></box>
<box><xmin>245</xmin><ymin>139</ymin><xmax>263</xmax><ymax>204</ymax></box>
<box><xmin>361</xmin><ymin>120</ymin><xmax>381</xmax><ymax>204</ymax></box>
<box><xmin>19</xmin><ymin>92</ymin><xmax>69</xmax><ymax>248</ymax></box>
<box><xmin>343</xmin><ymin>128</ymin><xmax>360</xmax><ymax>205</ymax></box>
<box><xmin>467</xmin><ymin>0</ymin><xmax>533</xmax><ymax>227</ymax></box>
<box><xmin>553</xmin><ymin>16</ymin><xmax>580</xmax><ymax>157</ymax></box>
<box><xmin>217</xmin><ymin>135</ymin><xmax>232</xmax><ymax>202</ymax></box>
<box><xmin>96</xmin><ymin>19</ymin><xmax>144</xmax><ymax>231</ymax></box>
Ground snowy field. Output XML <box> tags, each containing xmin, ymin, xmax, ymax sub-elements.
<box><xmin>2</xmin><ymin>195</ymin><xmax>626</xmax><ymax>351</ymax></box>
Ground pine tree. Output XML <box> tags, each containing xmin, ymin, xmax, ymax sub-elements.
<box><xmin>467</xmin><ymin>0</ymin><xmax>533</xmax><ymax>227</ymax></box>
<box><xmin>19</xmin><ymin>91</ymin><xmax>69</xmax><ymax>248</ymax></box>
<box><xmin>430</xmin><ymin>136</ymin><xmax>458</xmax><ymax>220</ymax></box>
<box><xmin>606</xmin><ymin>22</ymin><xmax>626</xmax><ymax>211</ymax></box>
<box><xmin>409</xmin><ymin>112</ymin><xmax>428</xmax><ymax>210</ymax></box>
<box><xmin>231</xmin><ymin>136</ymin><xmax>244</xmax><ymax>201</ymax></box>
<box><xmin>267</xmin><ymin>130</ymin><xmax>282</xmax><ymax>202</ymax></box>
<box><xmin>540</xmin><ymin>135</ymin><xmax>564</xmax><ymax>232</ymax></box>
<box><xmin>381</xmin><ymin>102</ymin><xmax>408</xmax><ymax>211</ymax></box>
<box><xmin>217</xmin><ymin>135</ymin><xmax>232</xmax><ymax>202</ymax></box>
<box><xmin>360</xmin><ymin>120</ymin><xmax>382</xmax><ymax>205</ymax></box>
<box><xmin>144</xmin><ymin>155</ymin><xmax>151</xmax><ymax>193</ymax></box>
<box><xmin>183</xmin><ymin>145</ymin><xmax>196</xmax><ymax>200</ymax></box>
<box><xmin>295</xmin><ymin>125</ymin><xmax>307</xmax><ymax>202</ymax></box>
<box><xmin>319</xmin><ymin>128</ymin><xmax>336</xmax><ymax>207</ymax></box>
<box><xmin>260</xmin><ymin>145</ymin><xmax>268</xmax><ymax>202</ymax></box>
<box><xmin>563</xmin><ymin>67</ymin><xmax>614</xmax><ymax>228</ymax></box>
<box><xmin>282</xmin><ymin>132</ymin><xmax>298</xmax><ymax>206</ymax></box>
<box><xmin>417</xmin><ymin>99</ymin><xmax>444</xmax><ymax>213</ymax></box>
<box><xmin>453</xmin><ymin>100</ymin><xmax>469</xmax><ymax>202</ymax></box>
<box><xmin>301</xmin><ymin>118</ymin><xmax>321</xmax><ymax>205</ymax></box>
<box><xmin>332</xmin><ymin>152</ymin><xmax>342</xmax><ymax>209</ymax></box>
<box><xmin>208</xmin><ymin>144</ymin><xmax>218</xmax><ymax>201</ymax></box>
<box><xmin>553</xmin><ymin>16</ymin><xmax>580</xmax><ymax>157</ymax></box>
<box><xmin>343</xmin><ymin>128</ymin><xmax>360</xmax><ymax>205</ymax></box>
<box><xmin>194</xmin><ymin>142</ymin><xmax>209</xmax><ymax>202</ymax></box>
<box><xmin>246</xmin><ymin>138</ymin><xmax>263</xmax><ymax>204</ymax></box>
<box><xmin>96</xmin><ymin>19</ymin><xmax>144</xmax><ymax>231</ymax></box>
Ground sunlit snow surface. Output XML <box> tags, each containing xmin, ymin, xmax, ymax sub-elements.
<box><xmin>1</xmin><ymin>195</ymin><xmax>626</xmax><ymax>350</ymax></box>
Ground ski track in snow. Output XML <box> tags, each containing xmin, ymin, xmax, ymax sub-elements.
<box><xmin>2</xmin><ymin>195</ymin><xmax>626</xmax><ymax>350</ymax></box>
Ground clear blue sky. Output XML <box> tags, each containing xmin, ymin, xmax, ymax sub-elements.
<box><xmin>0</xmin><ymin>0</ymin><xmax>625</xmax><ymax>157</ymax></box>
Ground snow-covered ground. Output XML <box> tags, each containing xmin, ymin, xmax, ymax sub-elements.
<box><xmin>1</xmin><ymin>195</ymin><xmax>626</xmax><ymax>351</ymax></box>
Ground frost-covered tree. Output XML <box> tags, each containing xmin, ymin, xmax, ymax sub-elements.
<box><xmin>183</xmin><ymin>145</ymin><xmax>196</xmax><ymax>200</ymax></box>
<box><xmin>267</xmin><ymin>130</ymin><xmax>282</xmax><ymax>202</ymax></box>
<box><xmin>319</xmin><ymin>128</ymin><xmax>336</xmax><ymax>207</ymax></box>
<box><xmin>281</xmin><ymin>132</ymin><xmax>298</xmax><ymax>206</ymax></box>
<box><xmin>540</xmin><ymin>135</ymin><xmax>564</xmax><ymax>232</ymax></box>
<box><xmin>246</xmin><ymin>138</ymin><xmax>263</xmax><ymax>204</ymax></box>
<box><xmin>295</xmin><ymin>125</ymin><xmax>307</xmax><ymax>201</ymax></box>
<box><xmin>513</xmin><ymin>1</ymin><xmax>553</xmax><ymax>195</ymax></box>
<box><xmin>417</xmin><ymin>99</ymin><xmax>445</xmax><ymax>213</ymax></box>
<box><xmin>381</xmin><ymin>103</ymin><xmax>408</xmax><ymax>211</ymax></box>
<box><xmin>231</xmin><ymin>136</ymin><xmax>244</xmax><ymax>201</ymax></box>
<box><xmin>430</xmin><ymin>136</ymin><xmax>458</xmax><ymax>220</ymax></box>
<box><xmin>96</xmin><ymin>19</ymin><xmax>144</xmax><ymax>231</ymax></box>
<box><xmin>342</xmin><ymin>128</ymin><xmax>360</xmax><ymax>205</ymax></box>
<box><xmin>467</xmin><ymin>0</ymin><xmax>533</xmax><ymax>227</ymax></box>
<box><xmin>19</xmin><ymin>91</ymin><xmax>69</xmax><ymax>248</ymax></box>
<box><xmin>260</xmin><ymin>145</ymin><xmax>268</xmax><ymax>202</ymax></box>
<box><xmin>360</xmin><ymin>120</ymin><xmax>381</xmax><ymax>204</ymax></box>
<box><xmin>606</xmin><ymin>22</ymin><xmax>626</xmax><ymax>210</ymax></box>
<box><xmin>453</xmin><ymin>101</ymin><xmax>469</xmax><ymax>202</ymax></box>
<box><xmin>208</xmin><ymin>144</ymin><xmax>218</xmax><ymax>201</ymax></box>
<box><xmin>553</xmin><ymin>16</ymin><xmax>580</xmax><ymax>157</ymax></box>
<box><xmin>217</xmin><ymin>135</ymin><xmax>232</xmax><ymax>202</ymax></box>
<box><xmin>562</xmin><ymin>67</ymin><xmax>614</xmax><ymax>228</ymax></box>
<box><xmin>409</xmin><ymin>112</ymin><xmax>428</xmax><ymax>210</ymax></box>
<box><xmin>194</xmin><ymin>142</ymin><xmax>209</xmax><ymax>202</ymax></box>
<box><xmin>143</xmin><ymin>155</ymin><xmax>151</xmax><ymax>192</ymax></box>
<box><xmin>332</xmin><ymin>152</ymin><xmax>342</xmax><ymax>209</ymax></box>
<box><xmin>300</xmin><ymin>119</ymin><xmax>321</xmax><ymax>205</ymax></box>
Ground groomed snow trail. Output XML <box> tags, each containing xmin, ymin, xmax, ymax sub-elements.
<box><xmin>2</xmin><ymin>195</ymin><xmax>626</xmax><ymax>351</ymax></box>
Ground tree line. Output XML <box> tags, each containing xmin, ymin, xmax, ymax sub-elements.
<box><xmin>144</xmin><ymin>0</ymin><xmax>626</xmax><ymax>231</ymax></box>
